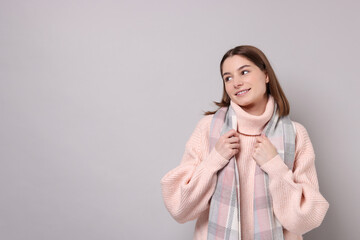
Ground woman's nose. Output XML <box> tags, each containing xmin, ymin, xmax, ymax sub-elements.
<box><xmin>233</xmin><ymin>77</ymin><xmax>243</xmax><ymax>88</ymax></box>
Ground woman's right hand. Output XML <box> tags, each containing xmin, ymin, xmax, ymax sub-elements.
<box><xmin>215</xmin><ymin>129</ymin><xmax>240</xmax><ymax>160</ymax></box>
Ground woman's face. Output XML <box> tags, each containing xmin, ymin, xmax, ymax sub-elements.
<box><xmin>222</xmin><ymin>55</ymin><xmax>269</xmax><ymax>115</ymax></box>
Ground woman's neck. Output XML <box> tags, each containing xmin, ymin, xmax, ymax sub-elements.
<box><xmin>230</xmin><ymin>95</ymin><xmax>274</xmax><ymax>135</ymax></box>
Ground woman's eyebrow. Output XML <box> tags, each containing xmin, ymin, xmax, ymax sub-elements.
<box><xmin>222</xmin><ymin>64</ymin><xmax>251</xmax><ymax>77</ymax></box>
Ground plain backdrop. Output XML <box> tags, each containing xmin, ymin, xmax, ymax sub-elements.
<box><xmin>1</xmin><ymin>0</ymin><xmax>359</xmax><ymax>239</ymax></box>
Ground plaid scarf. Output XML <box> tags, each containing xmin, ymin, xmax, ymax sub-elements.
<box><xmin>207</xmin><ymin>103</ymin><xmax>296</xmax><ymax>240</ymax></box>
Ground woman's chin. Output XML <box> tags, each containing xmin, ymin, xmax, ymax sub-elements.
<box><xmin>233</xmin><ymin>99</ymin><xmax>252</xmax><ymax>108</ymax></box>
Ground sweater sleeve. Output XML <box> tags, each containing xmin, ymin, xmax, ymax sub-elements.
<box><xmin>259</xmin><ymin>122</ymin><xmax>329</xmax><ymax>235</ymax></box>
<box><xmin>160</xmin><ymin>116</ymin><xmax>229</xmax><ymax>223</ymax></box>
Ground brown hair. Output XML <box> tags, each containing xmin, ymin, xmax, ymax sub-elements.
<box><xmin>203</xmin><ymin>45</ymin><xmax>290</xmax><ymax>116</ymax></box>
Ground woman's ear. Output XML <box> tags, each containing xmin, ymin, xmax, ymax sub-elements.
<box><xmin>265</xmin><ymin>74</ymin><xmax>269</xmax><ymax>83</ymax></box>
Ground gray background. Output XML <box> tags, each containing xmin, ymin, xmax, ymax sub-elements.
<box><xmin>0</xmin><ymin>0</ymin><xmax>359</xmax><ymax>239</ymax></box>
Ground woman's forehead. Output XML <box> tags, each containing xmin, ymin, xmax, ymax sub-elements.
<box><xmin>222</xmin><ymin>55</ymin><xmax>254</xmax><ymax>70</ymax></box>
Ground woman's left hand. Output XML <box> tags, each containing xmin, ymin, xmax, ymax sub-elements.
<box><xmin>253</xmin><ymin>134</ymin><xmax>278</xmax><ymax>166</ymax></box>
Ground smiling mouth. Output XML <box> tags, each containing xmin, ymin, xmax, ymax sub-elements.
<box><xmin>236</xmin><ymin>88</ymin><xmax>250</xmax><ymax>96</ymax></box>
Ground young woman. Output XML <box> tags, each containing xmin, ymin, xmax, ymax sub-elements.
<box><xmin>161</xmin><ymin>45</ymin><xmax>329</xmax><ymax>240</ymax></box>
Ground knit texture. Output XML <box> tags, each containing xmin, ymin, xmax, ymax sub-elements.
<box><xmin>161</xmin><ymin>98</ymin><xmax>329</xmax><ymax>240</ymax></box>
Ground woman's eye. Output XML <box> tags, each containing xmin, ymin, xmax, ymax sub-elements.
<box><xmin>225</xmin><ymin>76</ymin><xmax>232</xmax><ymax>82</ymax></box>
<box><xmin>242</xmin><ymin>70</ymin><xmax>249</xmax><ymax>75</ymax></box>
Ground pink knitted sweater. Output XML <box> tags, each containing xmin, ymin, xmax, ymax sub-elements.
<box><xmin>161</xmin><ymin>96</ymin><xmax>329</xmax><ymax>240</ymax></box>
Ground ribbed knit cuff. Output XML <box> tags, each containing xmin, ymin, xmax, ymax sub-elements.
<box><xmin>260</xmin><ymin>155</ymin><xmax>290</xmax><ymax>177</ymax></box>
<box><xmin>202</xmin><ymin>149</ymin><xmax>229</xmax><ymax>172</ymax></box>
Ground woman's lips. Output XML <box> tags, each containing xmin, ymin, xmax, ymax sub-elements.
<box><xmin>236</xmin><ymin>88</ymin><xmax>250</xmax><ymax>96</ymax></box>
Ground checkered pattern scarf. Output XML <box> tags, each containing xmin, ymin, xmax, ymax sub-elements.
<box><xmin>207</xmin><ymin>103</ymin><xmax>296</xmax><ymax>240</ymax></box>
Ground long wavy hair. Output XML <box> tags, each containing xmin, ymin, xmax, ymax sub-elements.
<box><xmin>203</xmin><ymin>45</ymin><xmax>290</xmax><ymax>116</ymax></box>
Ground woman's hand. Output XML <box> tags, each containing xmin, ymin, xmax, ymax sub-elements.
<box><xmin>215</xmin><ymin>129</ymin><xmax>240</xmax><ymax>160</ymax></box>
<box><xmin>253</xmin><ymin>134</ymin><xmax>278</xmax><ymax>166</ymax></box>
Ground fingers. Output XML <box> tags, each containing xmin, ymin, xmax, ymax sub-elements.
<box><xmin>215</xmin><ymin>129</ymin><xmax>241</xmax><ymax>160</ymax></box>
<box><xmin>255</xmin><ymin>134</ymin><xmax>268</xmax><ymax>149</ymax></box>
<box><xmin>224</xmin><ymin>129</ymin><xmax>237</xmax><ymax>138</ymax></box>
<box><xmin>256</xmin><ymin>134</ymin><xmax>268</xmax><ymax>142</ymax></box>
<box><xmin>222</xmin><ymin>130</ymin><xmax>240</xmax><ymax>144</ymax></box>
<box><xmin>229</xmin><ymin>142</ymin><xmax>240</xmax><ymax>149</ymax></box>
<box><xmin>227</xmin><ymin>136</ymin><xmax>239</xmax><ymax>143</ymax></box>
